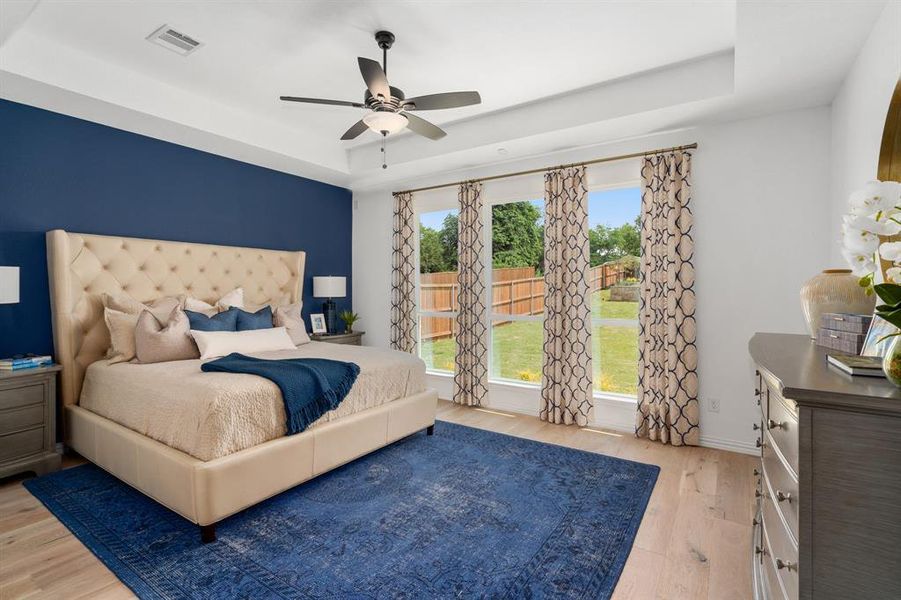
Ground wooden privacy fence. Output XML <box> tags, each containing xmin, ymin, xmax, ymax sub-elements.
<box><xmin>420</xmin><ymin>261</ymin><xmax>636</xmax><ymax>341</ymax></box>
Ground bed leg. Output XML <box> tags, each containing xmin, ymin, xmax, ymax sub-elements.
<box><xmin>200</xmin><ymin>524</ymin><xmax>217</xmax><ymax>543</ymax></box>
<box><xmin>426</xmin><ymin>424</ymin><xmax>435</xmax><ymax>436</ymax></box>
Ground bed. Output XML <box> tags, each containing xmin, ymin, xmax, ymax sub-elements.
<box><xmin>46</xmin><ymin>230</ymin><xmax>437</xmax><ymax>542</ymax></box>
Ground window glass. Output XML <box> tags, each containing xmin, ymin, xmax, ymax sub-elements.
<box><xmin>588</xmin><ymin>188</ymin><xmax>640</xmax><ymax>396</ymax></box>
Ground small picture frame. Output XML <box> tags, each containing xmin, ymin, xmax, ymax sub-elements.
<box><xmin>310</xmin><ymin>313</ymin><xmax>328</xmax><ymax>334</ymax></box>
<box><xmin>862</xmin><ymin>315</ymin><xmax>894</xmax><ymax>357</ymax></box>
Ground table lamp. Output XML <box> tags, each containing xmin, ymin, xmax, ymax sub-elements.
<box><xmin>313</xmin><ymin>276</ymin><xmax>346</xmax><ymax>334</ymax></box>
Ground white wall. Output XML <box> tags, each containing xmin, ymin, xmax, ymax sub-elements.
<box><xmin>829</xmin><ymin>1</ymin><xmax>901</xmax><ymax>265</ymax></box>
<box><xmin>353</xmin><ymin>105</ymin><xmax>832</xmax><ymax>454</ymax></box>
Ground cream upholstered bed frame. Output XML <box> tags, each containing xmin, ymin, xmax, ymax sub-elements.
<box><xmin>46</xmin><ymin>230</ymin><xmax>437</xmax><ymax>541</ymax></box>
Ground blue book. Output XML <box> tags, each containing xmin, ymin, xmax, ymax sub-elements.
<box><xmin>0</xmin><ymin>355</ymin><xmax>52</xmax><ymax>366</ymax></box>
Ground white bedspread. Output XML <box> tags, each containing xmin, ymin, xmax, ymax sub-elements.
<box><xmin>79</xmin><ymin>342</ymin><xmax>426</xmax><ymax>461</ymax></box>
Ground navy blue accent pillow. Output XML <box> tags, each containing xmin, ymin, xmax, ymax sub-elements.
<box><xmin>236</xmin><ymin>306</ymin><xmax>274</xmax><ymax>331</ymax></box>
<box><xmin>185</xmin><ymin>307</ymin><xmax>239</xmax><ymax>332</ymax></box>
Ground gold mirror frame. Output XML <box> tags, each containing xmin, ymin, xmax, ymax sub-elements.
<box><xmin>878</xmin><ymin>78</ymin><xmax>901</xmax><ymax>182</ymax></box>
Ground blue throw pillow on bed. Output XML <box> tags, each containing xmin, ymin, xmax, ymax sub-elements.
<box><xmin>236</xmin><ymin>306</ymin><xmax>273</xmax><ymax>331</ymax></box>
<box><xmin>185</xmin><ymin>307</ymin><xmax>239</xmax><ymax>332</ymax></box>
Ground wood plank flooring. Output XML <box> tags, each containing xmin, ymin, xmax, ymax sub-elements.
<box><xmin>0</xmin><ymin>401</ymin><xmax>756</xmax><ymax>599</ymax></box>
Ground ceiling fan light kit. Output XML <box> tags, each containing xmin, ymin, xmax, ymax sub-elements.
<box><xmin>280</xmin><ymin>30</ymin><xmax>481</xmax><ymax>169</ymax></box>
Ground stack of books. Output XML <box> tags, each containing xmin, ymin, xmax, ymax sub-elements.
<box><xmin>0</xmin><ymin>355</ymin><xmax>53</xmax><ymax>371</ymax></box>
<box><xmin>826</xmin><ymin>353</ymin><xmax>885</xmax><ymax>378</ymax></box>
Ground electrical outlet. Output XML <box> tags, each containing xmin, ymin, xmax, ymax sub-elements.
<box><xmin>709</xmin><ymin>397</ymin><xmax>721</xmax><ymax>412</ymax></box>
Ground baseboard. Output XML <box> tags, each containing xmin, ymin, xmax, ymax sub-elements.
<box><xmin>699</xmin><ymin>435</ymin><xmax>759</xmax><ymax>456</ymax></box>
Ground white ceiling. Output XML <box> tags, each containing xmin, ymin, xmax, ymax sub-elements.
<box><xmin>0</xmin><ymin>0</ymin><xmax>889</xmax><ymax>189</ymax></box>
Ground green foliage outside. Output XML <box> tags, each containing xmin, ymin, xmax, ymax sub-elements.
<box><xmin>589</xmin><ymin>216</ymin><xmax>641</xmax><ymax>267</ymax></box>
<box><xmin>420</xmin><ymin>290</ymin><xmax>639</xmax><ymax>394</ymax></box>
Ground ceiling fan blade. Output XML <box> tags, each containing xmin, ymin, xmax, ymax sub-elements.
<box><xmin>280</xmin><ymin>96</ymin><xmax>365</xmax><ymax>108</ymax></box>
<box><xmin>404</xmin><ymin>112</ymin><xmax>446</xmax><ymax>140</ymax></box>
<box><xmin>340</xmin><ymin>119</ymin><xmax>370</xmax><ymax>140</ymax></box>
<box><xmin>357</xmin><ymin>57</ymin><xmax>391</xmax><ymax>100</ymax></box>
<box><xmin>404</xmin><ymin>91</ymin><xmax>481</xmax><ymax>111</ymax></box>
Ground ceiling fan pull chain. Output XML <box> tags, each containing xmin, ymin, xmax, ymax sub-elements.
<box><xmin>381</xmin><ymin>131</ymin><xmax>388</xmax><ymax>169</ymax></box>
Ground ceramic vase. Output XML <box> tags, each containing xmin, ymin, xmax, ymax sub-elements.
<box><xmin>799</xmin><ymin>269</ymin><xmax>875</xmax><ymax>338</ymax></box>
<box><xmin>883</xmin><ymin>335</ymin><xmax>901</xmax><ymax>386</ymax></box>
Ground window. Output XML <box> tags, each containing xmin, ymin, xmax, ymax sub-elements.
<box><xmin>588</xmin><ymin>187</ymin><xmax>641</xmax><ymax>396</ymax></box>
<box><xmin>418</xmin><ymin>209</ymin><xmax>459</xmax><ymax>372</ymax></box>
<box><xmin>489</xmin><ymin>199</ymin><xmax>545</xmax><ymax>384</ymax></box>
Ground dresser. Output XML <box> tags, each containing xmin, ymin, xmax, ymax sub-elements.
<box><xmin>0</xmin><ymin>364</ymin><xmax>62</xmax><ymax>478</ymax></box>
<box><xmin>749</xmin><ymin>333</ymin><xmax>901</xmax><ymax>600</ymax></box>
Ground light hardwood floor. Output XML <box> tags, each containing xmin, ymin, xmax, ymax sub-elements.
<box><xmin>0</xmin><ymin>400</ymin><xmax>757</xmax><ymax>600</ymax></box>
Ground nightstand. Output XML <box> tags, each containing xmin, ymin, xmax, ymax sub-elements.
<box><xmin>311</xmin><ymin>331</ymin><xmax>365</xmax><ymax>346</ymax></box>
<box><xmin>0</xmin><ymin>364</ymin><xmax>62</xmax><ymax>478</ymax></box>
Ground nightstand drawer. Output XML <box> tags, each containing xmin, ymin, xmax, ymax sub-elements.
<box><xmin>0</xmin><ymin>427</ymin><xmax>44</xmax><ymax>461</ymax></box>
<box><xmin>0</xmin><ymin>383</ymin><xmax>44</xmax><ymax>411</ymax></box>
<box><xmin>0</xmin><ymin>404</ymin><xmax>44</xmax><ymax>435</ymax></box>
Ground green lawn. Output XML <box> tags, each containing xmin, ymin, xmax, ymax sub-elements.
<box><xmin>420</xmin><ymin>289</ymin><xmax>639</xmax><ymax>394</ymax></box>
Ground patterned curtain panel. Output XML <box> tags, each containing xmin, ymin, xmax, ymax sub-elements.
<box><xmin>540</xmin><ymin>166</ymin><xmax>593</xmax><ymax>426</ymax></box>
<box><xmin>635</xmin><ymin>150</ymin><xmax>699</xmax><ymax>446</ymax></box>
<box><xmin>453</xmin><ymin>181</ymin><xmax>488</xmax><ymax>406</ymax></box>
<box><xmin>391</xmin><ymin>191</ymin><xmax>417</xmax><ymax>354</ymax></box>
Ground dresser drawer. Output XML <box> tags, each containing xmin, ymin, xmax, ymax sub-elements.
<box><xmin>761</xmin><ymin>526</ymin><xmax>790</xmax><ymax>600</ymax></box>
<box><xmin>766</xmin><ymin>394</ymin><xmax>799</xmax><ymax>476</ymax></box>
<box><xmin>762</xmin><ymin>496</ymin><xmax>799</xmax><ymax>599</ymax></box>
<box><xmin>762</xmin><ymin>432</ymin><xmax>799</xmax><ymax>542</ymax></box>
<box><xmin>0</xmin><ymin>427</ymin><xmax>45</xmax><ymax>462</ymax></box>
<box><xmin>0</xmin><ymin>383</ymin><xmax>44</xmax><ymax>411</ymax></box>
<box><xmin>0</xmin><ymin>404</ymin><xmax>44</xmax><ymax>435</ymax></box>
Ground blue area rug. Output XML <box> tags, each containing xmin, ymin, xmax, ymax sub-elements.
<box><xmin>25</xmin><ymin>421</ymin><xmax>658</xmax><ymax>599</ymax></box>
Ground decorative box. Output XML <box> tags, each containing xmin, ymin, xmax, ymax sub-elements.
<box><xmin>816</xmin><ymin>327</ymin><xmax>867</xmax><ymax>354</ymax></box>
<box><xmin>819</xmin><ymin>313</ymin><xmax>873</xmax><ymax>334</ymax></box>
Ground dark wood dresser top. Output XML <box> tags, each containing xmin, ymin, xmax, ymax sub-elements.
<box><xmin>749</xmin><ymin>333</ymin><xmax>901</xmax><ymax>416</ymax></box>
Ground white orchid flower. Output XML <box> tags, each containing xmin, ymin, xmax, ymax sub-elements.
<box><xmin>842</xmin><ymin>227</ymin><xmax>880</xmax><ymax>254</ymax></box>
<box><xmin>886</xmin><ymin>267</ymin><xmax>901</xmax><ymax>284</ymax></box>
<box><xmin>844</xmin><ymin>214</ymin><xmax>901</xmax><ymax>236</ymax></box>
<box><xmin>842</xmin><ymin>248</ymin><xmax>876</xmax><ymax>277</ymax></box>
<box><xmin>880</xmin><ymin>242</ymin><xmax>901</xmax><ymax>262</ymax></box>
<box><xmin>849</xmin><ymin>180</ymin><xmax>901</xmax><ymax>215</ymax></box>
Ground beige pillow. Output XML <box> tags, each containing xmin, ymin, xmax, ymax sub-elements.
<box><xmin>274</xmin><ymin>303</ymin><xmax>311</xmax><ymax>346</ymax></box>
<box><xmin>185</xmin><ymin>288</ymin><xmax>244</xmax><ymax>316</ymax></box>
<box><xmin>191</xmin><ymin>327</ymin><xmax>296</xmax><ymax>360</ymax></box>
<box><xmin>102</xmin><ymin>294</ymin><xmax>184</xmax><ymax>363</ymax></box>
<box><xmin>104</xmin><ymin>308</ymin><xmax>140</xmax><ymax>364</ymax></box>
<box><xmin>135</xmin><ymin>308</ymin><xmax>200</xmax><ymax>364</ymax></box>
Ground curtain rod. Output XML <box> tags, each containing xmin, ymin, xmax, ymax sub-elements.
<box><xmin>396</xmin><ymin>142</ymin><xmax>698</xmax><ymax>195</ymax></box>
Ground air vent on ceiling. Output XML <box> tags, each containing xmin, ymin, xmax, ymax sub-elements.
<box><xmin>146</xmin><ymin>24</ymin><xmax>203</xmax><ymax>56</ymax></box>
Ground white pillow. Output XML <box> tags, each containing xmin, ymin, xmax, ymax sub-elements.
<box><xmin>185</xmin><ymin>288</ymin><xmax>244</xmax><ymax>315</ymax></box>
<box><xmin>191</xmin><ymin>327</ymin><xmax>295</xmax><ymax>360</ymax></box>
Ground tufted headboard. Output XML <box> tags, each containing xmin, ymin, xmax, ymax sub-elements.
<box><xmin>46</xmin><ymin>230</ymin><xmax>305</xmax><ymax>407</ymax></box>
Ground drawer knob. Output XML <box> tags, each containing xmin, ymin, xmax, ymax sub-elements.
<box><xmin>767</xmin><ymin>419</ymin><xmax>786</xmax><ymax>430</ymax></box>
<box><xmin>775</xmin><ymin>558</ymin><xmax>797</xmax><ymax>572</ymax></box>
<box><xmin>753</xmin><ymin>423</ymin><xmax>760</xmax><ymax>431</ymax></box>
<box><xmin>775</xmin><ymin>490</ymin><xmax>793</xmax><ymax>503</ymax></box>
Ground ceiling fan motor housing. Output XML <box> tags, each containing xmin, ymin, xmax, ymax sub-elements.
<box><xmin>375</xmin><ymin>31</ymin><xmax>395</xmax><ymax>50</ymax></box>
<box><xmin>365</xmin><ymin>86</ymin><xmax>405</xmax><ymax>110</ymax></box>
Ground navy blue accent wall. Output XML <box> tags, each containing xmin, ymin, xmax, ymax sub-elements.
<box><xmin>0</xmin><ymin>99</ymin><xmax>352</xmax><ymax>358</ymax></box>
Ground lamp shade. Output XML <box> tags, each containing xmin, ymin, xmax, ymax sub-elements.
<box><xmin>313</xmin><ymin>276</ymin><xmax>346</xmax><ymax>298</ymax></box>
<box><xmin>0</xmin><ymin>267</ymin><xmax>19</xmax><ymax>304</ymax></box>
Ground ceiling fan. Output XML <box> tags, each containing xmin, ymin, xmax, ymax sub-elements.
<box><xmin>280</xmin><ymin>30</ymin><xmax>481</xmax><ymax>166</ymax></box>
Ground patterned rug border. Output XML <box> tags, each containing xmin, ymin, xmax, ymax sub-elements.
<box><xmin>24</xmin><ymin>420</ymin><xmax>660</xmax><ymax>600</ymax></box>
